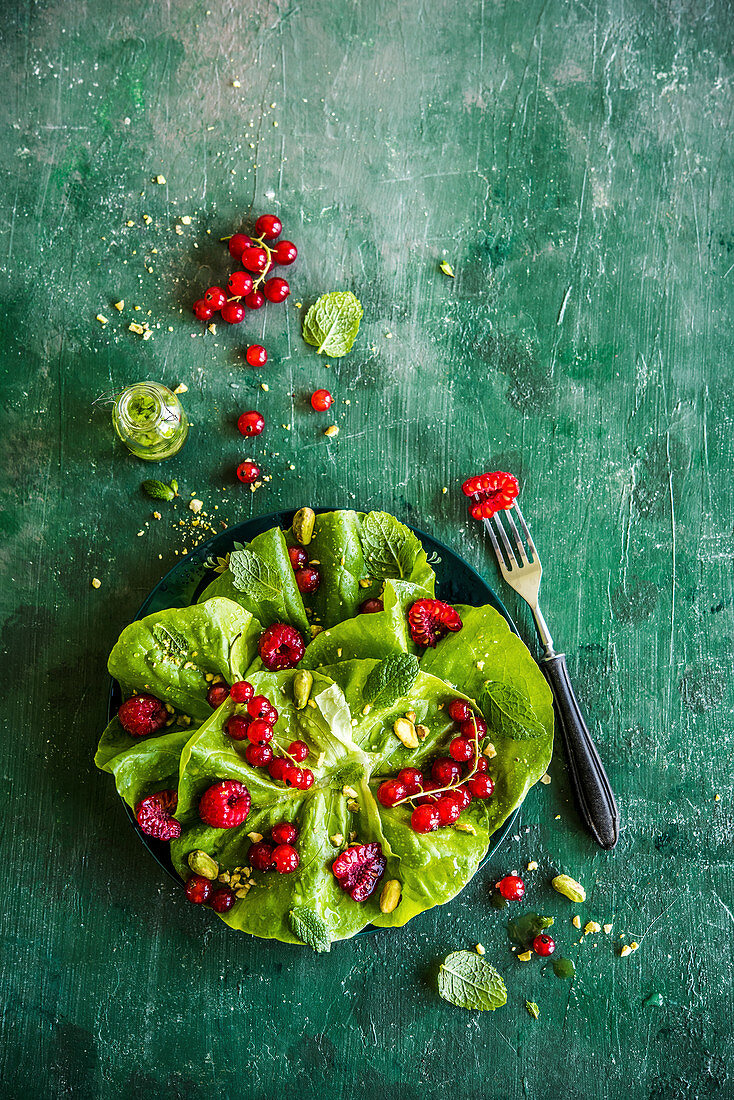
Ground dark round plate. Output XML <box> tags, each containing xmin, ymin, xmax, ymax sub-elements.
<box><xmin>108</xmin><ymin>508</ymin><xmax>520</xmax><ymax>926</ymax></box>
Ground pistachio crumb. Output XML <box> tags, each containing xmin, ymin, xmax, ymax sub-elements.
<box><xmin>91</xmin><ymin>577</ymin><xmax>101</xmax><ymax>589</ymax></box>
<box><xmin>329</xmin><ymin>833</ymin><xmax>344</xmax><ymax>847</ymax></box>
<box><xmin>324</xmin><ymin>425</ymin><xmax>339</xmax><ymax>438</ymax></box>
<box><xmin>189</xmin><ymin>499</ymin><xmax>203</xmax><ymax>513</ymax></box>
<box><xmin>342</xmin><ymin>786</ymin><xmax>359</xmax><ymax>799</ymax></box>
<box><xmin>174</xmin><ymin>383</ymin><xmax>188</xmax><ymax>394</ymax></box>
<box><xmin>96</xmin><ymin>314</ymin><xmax>108</xmax><ymax>325</ymax></box>
<box><xmin>526</xmin><ymin>860</ymin><xmax>538</xmax><ymax>871</ymax></box>
<box><xmin>540</xmin><ymin>774</ymin><xmax>551</xmax><ymax>785</ymax></box>
<box><xmin>155</xmin><ymin>174</ymin><xmax>166</xmax><ymax>184</ymax></box>
<box><xmin>603</xmin><ymin>923</ymin><xmax>613</xmax><ymax>934</ymax></box>
<box><xmin>247</xmin><ymin>832</ymin><xmax>263</xmax><ymax>843</ymax></box>
<box><xmin>113</xmin><ymin>300</ymin><xmax>124</xmax><ymax>311</ymax></box>
<box><xmin>483</xmin><ymin>743</ymin><xmax>497</xmax><ymax>758</ymax></box>
<box><xmin>475</xmin><ymin>943</ymin><xmax>485</xmax><ymax>956</ymax></box>
<box><xmin>572</xmin><ymin>915</ymin><xmax>581</xmax><ymax>929</ymax></box>
<box><xmin>517</xmin><ymin>950</ymin><xmax>533</xmax><ymax>962</ymax></box>
<box><xmin>584</xmin><ymin>921</ymin><xmax>601</xmax><ymax>935</ymax></box>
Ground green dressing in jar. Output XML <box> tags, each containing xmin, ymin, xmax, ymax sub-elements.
<box><xmin>112</xmin><ymin>382</ymin><xmax>188</xmax><ymax>460</ymax></box>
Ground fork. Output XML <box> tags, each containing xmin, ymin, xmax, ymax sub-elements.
<box><xmin>482</xmin><ymin>501</ymin><xmax>620</xmax><ymax>850</ymax></box>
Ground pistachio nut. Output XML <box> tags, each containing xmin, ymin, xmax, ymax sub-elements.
<box><xmin>379</xmin><ymin>879</ymin><xmax>402</xmax><ymax>914</ymax></box>
<box><xmin>292</xmin><ymin>507</ymin><xmax>316</xmax><ymax>545</ymax></box>
<box><xmin>293</xmin><ymin>670</ymin><xmax>313</xmax><ymax>710</ymax></box>
<box><xmin>551</xmin><ymin>873</ymin><xmax>586</xmax><ymax>903</ymax></box>
<box><xmin>393</xmin><ymin>717</ymin><xmax>419</xmax><ymax>749</ymax></box>
<box><xmin>187</xmin><ymin>849</ymin><xmax>219</xmax><ymax>880</ymax></box>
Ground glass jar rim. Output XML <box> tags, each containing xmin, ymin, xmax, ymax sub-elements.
<box><xmin>115</xmin><ymin>383</ymin><xmax>178</xmax><ymax>431</ymax></box>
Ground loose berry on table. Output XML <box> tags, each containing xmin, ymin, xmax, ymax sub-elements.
<box><xmin>118</xmin><ymin>693</ymin><xmax>168</xmax><ymax>738</ymax></box>
<box><xmin>192</xmin><ymin>298</ymin><xmax>214</xmax><ymax>322</ymax></box>
<box><xmin>448</xmin><ymin>699</ymin><xmax>473</xmax><ymax>723</ymax></box>
<box><xmin>221</xmin><ymin>300</ymin><xmax>246</xmax><ymax>324</ymax></box>
<box><xmin>230</xmin><ymin>681</ymin><xmax>254</xmax><ymax>704</ymax></box>
<box><xmin>273</xmin><ymin>239</ymin><xmax>297</xmax><ymax>265</ymax></box>
<box><xmin>244</xmin><ymin>290</ymin><xmax>265</xmax><ymax>310</ymax></box>
<box><xmin>198</xmin><ymin>780</ymin><xmax>251</xmax><ymax>828</ymax></box>
<box><xmin>228</xmin><ymin>233</ymin><xmax>252</xmax><ymax>260</ymax></box>
<box><xmin>288</xmin><ymin>740</ymin><xmax>309</xmax><ymax>762</ymax></box>
<box><xmin>272</xmin><ymin>844</ymin><xmax>300</xmax><ymax>873</ymax></box>
<box><xmin>263</xmin><ymin>276</ymin><xmax>290</xmax><ymax>303</ymax></box>
<box><xmin>295</xmin><ymin>566</ymin><xmax>320</xmax><ymax>594</ymax></box>
<box><xmin>310</xmin><ymin>389</ymin><xmax>333</xmax><ymax>411</ymax></box>
<box><xmin>245</xmin><ymin>742</ymin><xmax>273</xmax><ymax>767</ymax></box>
<box><xmin>185</xmin><ymin>874</ymin><xmax>213</xmax><ymax>904</ymax></box>
<box><xmin>246</xmin><ymin>718</ymin><xmax>274</xmax><ymax>745</ymax></box>
<box><xmin>236</xmin><ymin>460</ymin><xmax>261</xmax><ymax>484</ymax></box>
<box><xmin>449</xmin><ymin>736</ymin><xmax>474</xmax><ymax>763</ymax></box>
<box><xmin>225</xmin><ymin>714</ymin><xmax>251</xmax><ymax>741</ymax></box>
<box><xmin>247</xmin><ymin>695</ymin><xmax>278</xmax><ymax>723</ymax></box>
<box><xmin>227</xmin><ymin>271</ymin><xmax>254</xmax><ymax>298</ymax></box>
<box><xmin>238</xmin><ymin>410</ymin><xmax>265</xmax><ymax>437</ymax></box>
<box><xmin>411</xmin><ymin>803</ymin><xmax>441</xmax><ymax>833</ymax></box>
<box><xmin>245</xmin><ymin>344</ymin><xmax>268</xmax><ymax>367</ymax></box>
<box><xmin>258</xmin><ymin>623</ymin><xmax>305</xmax><ymax>670</ymax></box>
<box><xmin>207</xmin><ymin>682</ymin><xmax>230</xmax><ymax>708</ymax></box>
<box><xmin>533</xmin><ymin>934</ymin><xmax>555</xmax><ymax>957</ymax></box>
<box><xmin>204</xmin><ymin>286</ymin><xmax>227</xmax><ymax>310</ymax></box>
<box><xmin>359</xmin><ymin>598</ymin><xmax>384</xmax><ymax>614</ymax></box>
<box><xmin>271</xmin><ymin>822</ymin><xmax>298</xmax><ymax>846</ymax></box>
<box><xmin>135</xmin><ymin>789</ymin><xmax>181</xmax><ymax>841</ymax></box>
<box><xmin>241</xmin><ymin>245</ymin><xmax>269</xmax><ymax>273</ymax></box>
<box><xmin>210</xmin><ymin>887</ymin><xmax>236</xmax><ymax>913</ymax></box>
<box><xmin>377</xmin><ymin>778</ymin><xmax>407</xmax><ymax>808</ymax></box>
<box><xmin>248</xmin><ymin>841</ymin><xmax>274</xmax><ymax>871</ymax></box>
<box><xmin>496</xmin><ymin>874</ymin><xmax>525</xmax><ymax>901</ymax></box>
<box><xmin>466</xmin><ymin>774</ymin><xmax>494</xmax><ymax>798</ymax></box>
<box><xmin>255</xmin><ymin>214</ymin><xmax>282</xmax><ymax>240</ymax></box>
<box><xmin>288</xmin><ymin>546</ymin><xmax>308</xmax><ymax>570</ymax></box>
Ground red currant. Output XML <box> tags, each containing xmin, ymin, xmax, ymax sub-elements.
<box><xmin>227</xmin><ymin>271</ymin><xmax>254</xmax><ymax>298</ymax></box>
<box><xmin>238</xmin><ymin>410</ymin><xmax>265</xmax><ymax>437</ymax></box>
<box><xmin>204</xmin><ymin>286</ymin><xmax>227</xmax><ymax>310</ymax></box>
<box><xmin>206</xmin><ymin>682</ymin><xmax>230</xmax><ymax>708</ymax></box>
<box><xmin>236</xmin><ymin>460</ymin><xmax>261</xmax><ymax>484</ymax></box>
<box><xmin>288</xmin><ymin>740</ymin><xmax>309</xmax><ymax>761</ymax></box>
<box><xmin>221</xmin><ymin>301</ymin><xmax>246</xmax><ymax>324</ymax></box>
<box><xmin>230</xmin><ymin>681</ymin><xmax>254</xmax><ymax>704</ymax></box>
<box><xmin>255</xmin><ymin>214</ymin><xmax>282</xmax><ymax>240</ymax></box>
<box><xmin>246</xmin><ymin>718</ymin><xmax>274</xmax><ymax>745</ymax></box>
<box><xmin>411</xmin><ymin>803</ymin><xmax>440</xmax><ymax>833</ymax></box>
<box><xmin>244</xmin><ymin>290</ymin><xmax>265</xmax><ymax>310</ymax></box>
<box><xmin>192</xmin><ymin>299</ymin><xmax>214</xmax><ymax>322</ymax></box>
<box><xmin>472</xmin><ymin>756</ymin><xmax>489</xmax><ymax>774</ymax></box>
<box><xmin>296</xmin><ymin>768</ymin><xmax>314</xmax><ymax>790</ymax></box>
<box><xmin>460</xmin><ymin>716</ymin><xmax>488</xmax><ymax>739</ymax></box>
<box><xmin>210</xmin><ymin>887</ymin><xmax>236</xmax><ymax>913</ymax></box>
<box><xmin>245</xmin><ymin>344</ymin><xmax>268</xmax><ymax>367</ymax></box>
<box><xmin>415</xmin><ymin>780</ymin><xmax>442</xmax><ymax>805</ymax></box>
<box><xmin>247</xmin><ymin>695</ymin><xmax>277</xmax><ymax>723</ymax></box>
<box><xmin>496</xmin><ymin>874</ymin><xmax>525</xmax><ymax>901</ymax></box>
<box><xmin>449</xmin><ymin>736</ymin><xmax>473</xmax><ymax>763</ymax></box>
<box><xmin>283</xmin><ymin>765</ymin><xmax>303</xmax><ymax>788</ymax></box>
<box><xmin>185</xmin><ymin>875</ymin><xmax>212</xmax><ymax>904</ymax></box>
<box><xmin>452</xmin><ymin>786</ymin><xmax>472</xmax><ymax>810</ymax></box>
<box><xmin>241</xmin><ymin>245</ymin><xmax>269</xmax><ymax>273</ymax></box>
<box><xmin>310</xmin><ymin>389</ymin><xmax>333</xmax><ymax>411</ymax></box>
<box><xmin>359</xmin><ymin>598</ymin><xmax>384</xmax><ymax>614</ymax></box>
<box><xmin>271</xmin><ymin>822</ymin><xmax>298</xmax><ymax>845</ymax></box>
<box><xmin>268</xmin><ymin>758</ymin><xmax>289</xmax><ymax>781</ymax></box>
<box><xmin>533</xmin><ymin>934</ymin><xmax>555</xmax><ymax>957</ymax></box>
<box><xmin>263</xmin><ymin>276</ymin><xmax>290</xmax><ymax>303</ymax></box>
<box><xmin>436</xmin><ymin>794</ymin><xmax>462</xmax><ymax>826</ymax></box>
<box><xmin>466</xmin><ymin>774</ymin><xmax>494</xmax><ymax>798</ymax></box>
<box><xmin>288</xmin><ymin>546</ymin><xmax>308</xmax><ymax>570</ymax></box>
<box><xmin>272</xmin><ymin>843</ymin><xmax>300</xmax><ymax>873</ymax></box>
<box><xmin>431</xmin><ymin>757</ymin><xmax>462</xmax><ymax>786</ymax></box>
<box><xmin>245</xmin><ymin>742</ymin><xmax>273</xmax><ymax>767</ymax></box>
<box><xmin>248</xmin><ymin>841</ymin><xmax>274</xmax><ymax>871</ymax></box>
<box><xmin>448</xmin><ymin>699</ymin><xmax>473</xmax><ymax>723</ymax></box>
<box><xmin>295</xmin><ymin>566</ymin><xmax>320</xmax><ymax>594</ymax></box>
<box><xmin>377</xmin><ymin>779</ymin><xmax>407</xmax><ymax>808</ymax></box>
<box><xmin>397</xmin><ymin>767</ymin><xmax>424</xmax><ymax>795</ymax></box>
<box><xmin>228</xmin><ymin>233</ymin><xmax>252</xmax><ymax>259</ymax></box>
<box><xmin>273</xmin><ymin>239</ymin><xmax>297</xmax><ymax>265</ymax></box>
<box><xmin>225</xmin><ymin>714</ymin><xmax>251</xmax><ymax>741</ymax></box>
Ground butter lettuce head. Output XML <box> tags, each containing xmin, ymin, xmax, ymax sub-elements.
<box><xmin>97</xmin><ymin>511</ymin><xmax>553</xmax><ymax>945</ymax></box>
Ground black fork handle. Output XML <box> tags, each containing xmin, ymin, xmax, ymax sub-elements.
<box><xmin>541</xmin><ymin>654</ymin><xmax>620</xmax><ymax>850</ymax></box>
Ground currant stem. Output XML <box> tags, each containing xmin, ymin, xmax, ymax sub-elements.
<box><xmin>271</xmin><ymin>739</ymin><xmax>299</xmax><ymax>766</ymax></box>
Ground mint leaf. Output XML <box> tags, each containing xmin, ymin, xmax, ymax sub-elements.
<box><xmin>228</xmin><ymin>548</ymin><xmax>286</xmax><ymax>614</ymax></box>
<box><xmin>151</xmin><ymin>624</ymin><xmax>189</xmax><ymax>659</ymax></box>
<box><xmin>142</xmin><ymin>479</ymin><xmax>175</xmax><ymax>501</ymax></box>
<box><xmin>360</xmin><ymin>511</ymin><xmax>422</xmax><ymax>580</ymax></box>
<box><xmin>526</xmin><ymin>1001</ymin><xmax>540</xmax><ymax>1019</ymax></box>
<box><xmin>302</xmin><ymin>291</ymin><xmax>363</xmax><ymax>357</ymax></box>
<box><xmin>438</xmin><ymin>951</ymin><xmax>507</xmax><ymax>1011</ymax></box>
<box><xmin>482</xmin><ymin>680</ymin><xmax>546</xmax><ymax>739</ymax></box>
<box><xmin>363</xmin><ymin>654</ymin><xmax>419</xmax><ymax>707</ymax></box>
<box><xmin>289</xmin><ymin>907</ymin><xmax>331</xmax><ymax>952</ymax></box>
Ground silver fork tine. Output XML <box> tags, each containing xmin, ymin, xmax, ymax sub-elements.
<box><xmin>512</xmin><ymin>501</ymin><xmax>538</xmax><ymax>561</ymax></box>
<box><xmin>483</xmin><ymin>515</ymin><xmax>505</xmax><ymax>569</ymax></box>
<box><xmin>504</xmin><ymin>508</ymin><xmax>530</xmax><ymax>565</ymax></box>
<box><xmin>491</xmin><ymin>512</ymin><xmax>519</xmax><ymax>568</ymax></box>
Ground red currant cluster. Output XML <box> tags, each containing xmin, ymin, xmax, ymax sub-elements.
<box><xmin>185</xmin><ymin>873</ymin><xmax>236</xmax><ymax>912</ymax></box>
<box><xmin>376</xmin><ymin>699</ymin><xmax>495</xmax><ymax>834</ymax></box>
<box><xmin>248</xmin><ymin>822</ymin><xmax>300</xmax><ymax>874</ymax></box>
<box><xmin>219</xmin><ymin>680</ymin><xmax>315</xmax><ymax>789</ymax></box>
<box><xmin>287</xmin><ymin>545</ymin><xmax>321</xmax><ymax>595</ymax></box>
<box><xmin>192</xmin><ymin>214</ymin><xmax>297</xmax><ymax>325</ymax></box>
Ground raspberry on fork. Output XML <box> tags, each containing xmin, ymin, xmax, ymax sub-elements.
<box><xmin>461</xmin><ymin>471</ymin><xmax>519</xmax><ymax>521</ymax></box>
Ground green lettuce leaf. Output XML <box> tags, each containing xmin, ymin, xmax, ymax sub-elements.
<box><xmin>95</xmin><ymin>719</ymin><xmax>195</xmax><ymax>809</ymax></box>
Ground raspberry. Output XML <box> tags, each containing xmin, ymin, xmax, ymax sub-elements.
<box><xmin>407</xmin><ymin>599</ymin><xmax>462</xmax><ymax>648</ymax></box>
<box><xmin>331</xmin><ymin>843</ymin><xmax>386</xmax><ymax>902</ymax></box>
<box><xmin>248</xmin><ymin>841</ymin><xmax>274</xmax><ymax>871</ymax></box>
<box><xmin>411</xmin><ymin>804</ymin><xmax>440</xmax><ymax>833</ymax></box>
<box><xmin>118</xmin><ymin>693</ymin><xmax>168</xmax><ymax>738</ymax></box>
<box><xmin>258</xmin><ymin>623</ymin><xmax>305</xmax><ymax>670</ymax></box>
<box><xmin>135</xmin><ymin>789</ymin><xmax>181</xmax><ymax>840</ymax></box>
<box><xmin>461</xmin><ymin>471</ymin><xmax>519</xmax><ymax>521</ymax></box>
<box><xmin>496</xmin><ymin>874</ymin><xmax>525</xmax><ymax>900</ymax></box>
<box><xmin>272</xmin><ymin>844</ymin><xmax>299</xmax><ymax>873</ymax></box>
<box><xmin>185</xmin><ymin>875</ymin><xmax>212</xmax><ymax>904</ymax></box>
<box><xmin>271</xmin><ymin>822</ymin><xmax>298</xmax><ymax>845</ymax></box>
<box><xmin>210</xmin><ymin>887</ymin><xmax>236</xmax><ymax>913</ymax></box>
<box><xmin>207</xmin><ymin>682</ymin><xmax>230</xmax><ymax>708</ymax></box>
<box><xmin>198</xmin><ymin>780</ymin><xmax>251</xmax><ymax>828</ymax></box>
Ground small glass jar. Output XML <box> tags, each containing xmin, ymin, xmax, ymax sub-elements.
<box><xmin>112</xmin><ymin>382</ymin><xmax>189</xmax><ymax>460</ymax></box>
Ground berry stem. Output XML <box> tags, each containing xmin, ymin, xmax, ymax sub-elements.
<box><xmin>271</xmin><ymin>739</ymin><xmax>299</xmax><ymax>766</ymax></box>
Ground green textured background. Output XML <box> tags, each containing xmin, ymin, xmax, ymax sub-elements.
<box><xmin>1</xmin><ymin>0</ymin><xmax>732</xmax><ymax>1096</ymax></box>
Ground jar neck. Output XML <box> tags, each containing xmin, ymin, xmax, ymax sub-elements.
<box><xmin>116</xmin><ymin>384</ymin><xmax>173</xmax><ymax>433</ymax></box>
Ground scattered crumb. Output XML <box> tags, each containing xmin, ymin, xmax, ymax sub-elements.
<box><xmin>174</xmin><ymin>383</ymin><xmax>188</xmax><ymax>394</ymax></box>
<box><xmin>476</xmin><ymin>660</ymin><xmax>485</xmax><ymax>671</ymax></box>
<box><xmin>329</xmin><ymin>833</ymin><xmax>344</xmax><ymax>847</ymax></box>
<box><xmin>143</xmin><ymin>214</ymin><xmax>152</xmax><ymax>225</ymax></box>
<box><xmin>189</xmin><ymin>499</ymin><xmax>203</xmax><ymax>513</ymax></box>
<box><xmin>181</xmin><ymin>215</ymin><xmax>191</xmax><ymax>225</ymax></box>
<box><xmin>620</xmin><ymin>944</ymin><xmax>638</xmax><ymax>957</ymax></box>
<box><xmin>442</xmin><ymin>486</ymin><xmax>448</xmax><ymax>494</ymax></box>
<box><xmin>603</xmin><ymin>923</ymin><xmax>613</xmax><ymax>934</ymax></box>
<box><xmin>113</xmin><ymin>301</ymin><xmax>124</xmax><ymax>311</ymax></box>
<box><xmin>526</xmin><ymin>860</ymin><xmax>538</xmax><ymax>872</ymax></box>
<box><xmin>96</xmin><ymin>314</ymin><xmax>108</xmax><ymax>325</ymax></box>
<box><xmin>342</xmin><ymin>785</ymin><xmax>359</xmax><ymax>799</ymax></box>
<box><xmin>714</xmin><ymin>793</ymin><xmax>721</xmax><ymax>801</ymax></box>
<box><xmin>555</xmin><ymin>814</ymin><xmax>561</xmax><ymax>820</ymax></box>
<box><xmin>154</xmin><ymin>174</ymin><xmax>166</xmax><ymax>184</ymax></box>
<box><xmin>324</xmin><ymin>425</ymin><xmax>339</xmax><ymax>437</ymax></box>
<box><xmin>572</xmin><ymin>915</ymin><xmax>581</xmax><ymax>929</ymax></box>
<box><xmin>540</xmin><ymin>774</ymin><xmax>551</xmax><ymax>785</ymax></box>
<box><xmin>152</xmin><ymin>511</ymin><xmax>161</xmax><ymax>520</ymax></box>
<box><xmin>261</xmin><ymin>383</ymin><xmax>269</xmax><ymax>391</ymax></box>
<box><xmin>454</xmin><ymin>822</ymin><xmax>476</xmax><ymax>835</ymax></box>
<box><xmin>246</xmin><ymin>832</ymin><xmax>263</xmax><ymax>842</ymax></box>
<box><xmin>91</xmin><ymin>577</ymin><xmax>101</xmax><ymax>589</ymax></box>
<box><xmin>483</xmin><ymin>743</ymin><xmax>497</xmax><ymax>758</ymax></box>
<box><xmin>232</xmin><ymin>79</ymin><xmax>241</xmax><ymax>87</ymax></box>
<box><xmin>475</xmin><ymin>943</ymin><xmax>485</xmax><ymax>956</ymax></box>
<box><xmin>517</xmin><ymin>951</ymin><xmax>533</xmax><ymax>962</ymax></box>
<box><xmin>584</xmin><ymin>921</ymin><xmax>601</xmax><ymax>935</ymax></box>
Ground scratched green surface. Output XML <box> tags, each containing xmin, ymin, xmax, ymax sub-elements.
<box><xmin>1</xmin><ymin>0</ymin><xmax>733</xmax><ymax>1096</ymax></box>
